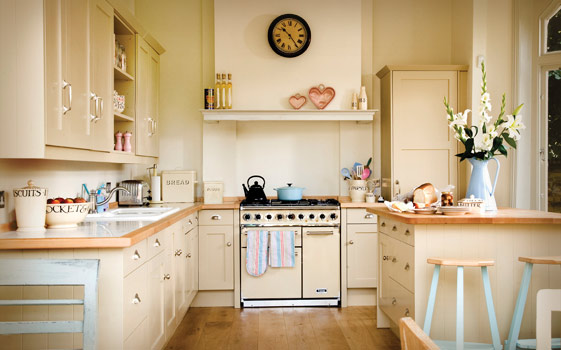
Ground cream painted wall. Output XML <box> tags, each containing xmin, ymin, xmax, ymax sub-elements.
<box><xmin>214</xmin><ymin>0</ymin><xmax>362</xmax><ymax>110</ymax></box>
<box><xmin>135</xmin><ymin>0</ymin><xmax>204</xmax><ymax>194</ymax></box>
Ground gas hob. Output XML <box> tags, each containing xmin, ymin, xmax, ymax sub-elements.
<box><xmin>240</xmin><ymin>198</ymin><xmax>340</xmax><ymax>226</ymax></box>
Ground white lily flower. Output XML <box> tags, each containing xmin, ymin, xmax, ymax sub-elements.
<box><xmin>475</xmin><ymin>133</ymin><xmax>494</xmax><ymax>152</ymax></box>
<box><xmin>505</xmin><ymin>114</ymin><xmax>526</xmax><ymax>141</ymax></box>
<box><xmin>453</xmin><ymin>126</ymin><xmax>468</xmax><ymax>142</ymax></box>
<box><xmin>488</xmin><ymin>125</ymin><xmax>498</xmax><ymax>139</ymax></box>
<box><xmin>449</xmin><ymin>109</ymin><xmax>470</xmax><ymax>128</ymax></box>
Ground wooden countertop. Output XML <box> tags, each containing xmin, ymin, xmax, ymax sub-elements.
<box><xmin>367</xmin><ymin>207</ymin><xmax>561</xmax><ymax>225</ymax></box>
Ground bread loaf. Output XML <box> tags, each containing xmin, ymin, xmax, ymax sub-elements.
<box><xmin>413</xmin><ymin>183</ymin><xmax>437</xmax><ymax>205</ymax></box>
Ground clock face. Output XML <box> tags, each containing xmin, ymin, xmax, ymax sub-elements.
<box><xmin>268</xmin><ymin>14</ymin><xmax>311</xmax><ymax>58</ymax></box>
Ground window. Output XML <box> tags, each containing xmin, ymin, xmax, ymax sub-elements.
<box><xmin>546</xmin><ymin>6</ymin><xmax>561</xmax><ymax>52</ymax></box>
<box><xmin>546</xmin><ymin>69</ymin><xmax>561</xmax><ymax>212</ymax></box>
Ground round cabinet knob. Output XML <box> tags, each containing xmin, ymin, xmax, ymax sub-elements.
<box><xmin>266</xmin><ymin>214</ymin><xmax>272</xmax><ymax>220</ymax></box>
<box><xmin>255</xmin><ymin>214</ymin><xmax>262</xmax><ymax>220</ymax></box>
<box><xmin>243</xmin><ymin>214</ymin><xmax>251</xmax><ymax>221</ymax></box>
<box><xmin>309</xmin><ymin>214</ymin><xmax>315</xmax><ymax>219</ymax></box>
<box><xmin>287</xmin><ymin>214</ymin><xmax>295</xmax><ymax>220</ymax></box>
<box><xmin>163</xmin><ymin>274</ymin><xmax>171</xmax><ymax>280</ymax></box>
<box><xmin>175</xmin><ymin>249</ymin><xmax>183</xmax><ymax>256</ymax></box>
<box><xmin>349</xmin><ymin>240</ymin><xmax>354</xmax><ymax>245</ymax></box>
<box><xmin>276</xmin><ymin>214</ymin><xmax>284</xmax><ymax>220</ymax></box>
<box><xmin>330</xmin><ymin>213</ymin><xmax>338</xmax><ymax>220</ymax></box>
<box><xmin>226</xmin><ymin>242</ymin><xmax>232</xmax><ymax>247</ymax></box>
<box><xmin>187</xmin><ymin>253</ymin><xmax>192</xmax><ymax>258</ymax></box>
<box><xmin>298</xmin><ymin>214</ymin><xmax>305</xmax><ymax>220</ymax></box>
<box><xmin>319</xmin><ymin>214</ymin><xmax>326</xmax><ymax>220</ymax></box>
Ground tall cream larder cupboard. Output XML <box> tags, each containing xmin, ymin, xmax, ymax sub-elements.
<box><xmin>376</xmin><ymin>65</ymin><xmax>468</xmax><ymax>200</ymax></box>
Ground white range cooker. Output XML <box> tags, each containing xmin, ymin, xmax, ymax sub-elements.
<box><xmin>239</xmin><ymin>199</ymin><xmax>341</xmax><ymax>307</ymax></box>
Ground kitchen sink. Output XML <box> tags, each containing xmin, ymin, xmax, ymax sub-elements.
<box><xmin>84</xmin><ymin>207</ymin><xmax>180</xmax><ymax>222</ymax></box>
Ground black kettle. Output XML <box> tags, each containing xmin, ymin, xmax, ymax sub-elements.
<box><xmin>242</xmin><ymin>175</ymin><xmax>268</xmax><ymax>203</ymax></box>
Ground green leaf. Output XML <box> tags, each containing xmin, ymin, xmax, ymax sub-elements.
<box><xmin>503</xmin><ymin>134</ymin><xmax>517</xmax><ymax>149</ymax></box>
<box><xmin>465</xmin><ymin>128</ymin><xmax>473</xmax><ymax>138</ymax></box>
<box><xmin>464</xmin><ymin>138</ymin><xmax>474</xmax><ymax>154</ymax></box>
<box><xmin>472</xmin><ymin>126</ymin><xmax>479</xmax><ymax>137</ymax></box>
<box><xmin>498</xmin><ymin>144</ymin><xmax>508</xmax><ymax>156</ymax></box>
<box><xmin>512</xmin><ymin>103</ymin><xmax>524</xmax><ymax>116</ymax></box>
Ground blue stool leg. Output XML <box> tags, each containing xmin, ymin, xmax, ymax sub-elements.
<box><xmin>457</xmin><ymin>266</ymin><xmax>464</xmax><ymax>350</ymax></box>
<box><xmin>423</xmin><ymin>264</ymin><xmax>441</xmax><ymax>335</ymax></box>
<box><xmin>505</xmin><ymin>262</ymin><xmax>533</xmax><ymax>350</ymax></box>
<box><xmin>481</xmin><ymin>266</ymin><xmax>501</xmax><ymax>350</ymax></box>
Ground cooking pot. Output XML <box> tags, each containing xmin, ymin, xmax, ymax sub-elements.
<box><xmin>274</xmin><ymin>183</ymin><xmax>305</xmax><ymax>201</ymax></box>
<box><xmin>242</xmin><ymin>175</ymin><xmax>268</xmax><ymax>203</ymax></box>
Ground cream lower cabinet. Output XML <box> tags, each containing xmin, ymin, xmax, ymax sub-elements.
<box><xmin>346</xmin><ymin>209</ymin><xmax>378</xmax><ymax>289</ymax></box>
<box><xmin>376</xmin><ymin>65</ymin><xmax>468</xmax><ymax>200</ymax></box>
<box><xmin>199</xmin><ymin>210</ymin><xmax>234</xmax><ymax>290</ymax></box>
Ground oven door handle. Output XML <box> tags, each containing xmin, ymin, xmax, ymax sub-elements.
<box><xmin>305</xmin><ymin>231</ymin><xmax>334</xmax><ymax>235</ymax></box>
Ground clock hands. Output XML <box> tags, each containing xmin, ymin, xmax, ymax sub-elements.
<box><xmin>280</xmin><ymin>27</ymin><xmax>299</xmax><ymax>48</ymax></box>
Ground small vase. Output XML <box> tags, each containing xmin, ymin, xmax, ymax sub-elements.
<box><xmin>466</xmin><ymin>157</ymin><xmax>500</xmax><ymax>211</ymax></box>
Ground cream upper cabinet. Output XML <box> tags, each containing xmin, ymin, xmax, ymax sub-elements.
<box><xmin>136</xmin><ymin>36</ymin><xmax>160</xmax><ymax>157</ymax></box>
<box><xmin>377</xmin><ymin>65</ymin><xmax>468</xmax><ymax>200</ymax></box>
<box><xmin>347</xmin><ymin>223</ymin><xmax>378</xmax><ymax>288</ymax></box>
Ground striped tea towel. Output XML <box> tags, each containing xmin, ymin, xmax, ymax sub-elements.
<box><xmin>269</xmin><ymin>230</ymin><xmax>295</xmax><ymax>268</ymax></box>
<box><xmin>246</xmin><ymin>230</ymin><xmax>269</xmax><ymax>276</ymax></box>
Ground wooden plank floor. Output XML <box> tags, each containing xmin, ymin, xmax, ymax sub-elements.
<box><xmin>165</xmin><ymin>306</ymin><xmax>401</xmax><ymax>350</ymax></box>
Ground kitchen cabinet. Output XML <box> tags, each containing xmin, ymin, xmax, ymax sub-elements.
<box><xmin>136</xmin><ymin>36</ymin><xmax>160</xmax><ymax>157</ymax></box>
<box><xmin>147</xmin><ymin>250</ymin><xmax>166</xmax><ymax>350</ymax></box>
<box><xmin>376</xmin><ymin>65</ymin><xmax>468</xmax><ymax>200</ymax></box>
<box><xmin>185</xmin><ymin>227</ymin><xmax>199</xmax><ymax>306</ymax></box>
<box><xmin>199</xmin><ymin>210</ymin><xmax>234</xmax><ymax>290</ymax></box>
<box><xmin>347</xmin><ymin>223</ymin><xmax>378</xmax><ymax>288</ymax></box>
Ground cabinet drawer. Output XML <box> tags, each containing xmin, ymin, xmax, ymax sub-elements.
<box><xmin>347</xmin><ymin>208</ymin><xmax>377</xmax><ymax>224</ymax></box>
<box><xmin>380</xmin><ymin>276</ymin><xmax>414</xmax><ymax>325</ymax></box>
<box><xmin>124</xmin><ymin>314</ymin><xmax>148</xmax><ymax>350</ymax></box>
<box><xmin>388</xmin><ymin>239</ymin><xmax>414</xmax><ymax>293</ymax></box>
<box><xmin>181</xmin><ymin>213</ymin><xmax>197</xmax><ymax>233</ymax></box>
<box><xmin>199</xmin><ymin>210</ymin><xmax>233</xmax><ymax>226</ymax></box>
<box><xmin>146</xmin><ymin>229</ymin><xmax>167</xmax><ymax>260</ymax></box>
<box><xmin>123</xmin><ymin>263</ymin><xmax>148</xmax><ymax>339</ymax></box>
<box><xmin>123</xmin><ymin>240</ymin><xmax>148</xmax><ymax>276</ymax></box>
<box><xmin>379</xmin><ymin>218</ymin><xmax>414</xmax><ymax>246</ymax></box>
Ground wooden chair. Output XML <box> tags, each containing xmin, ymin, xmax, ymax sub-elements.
<box><xmin>0</xmin><ymin>259</ymin><xmax>100</xmax><ymax>350</ymax></box>
<box><xmin>400</xmin><ymin>317</ymin><xmax>439</xmax><ymax>350</ymax></box>
<box><xmin>505</xmin><ymin>256</ymin><xmax>561</xmax><ymax>350</ymax></box>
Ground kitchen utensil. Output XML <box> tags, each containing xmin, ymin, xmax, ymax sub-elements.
<box><xmin>46</xmin><ymin>202</ymin><xmax>90</xmax><ymax>228</ymax></box>
<box><xmin>351</xmin><ymin>169</ymin><xmax>357</xmax><ymax>180</ymax></box>
<box><xmin>288</xmin><ymin>93</ymin><xmax>307</xmax><ymax>110</ymax></box>
<box><xmin>242</xmin><ymin>175</ymin><xmax>268</xmax><ymax>203</ymax></box>
<box><xmin>353</xmin><ymin>162</ymin><xmax>362</xmax><ymax>172</ymax></box>
<box><xmin>365</xmin><ymin>157</ymin><xmax>372</xmax><ymax>170</ymax></box>
<box><xmin>13</xmin><ymin>180</ymin><xmax>48</xmax><ymax>232</ymax></box>
<box><xmin>362</xmin><ymin>167</ymin><xmax>371</xmax><ymax>180</ymax></box>
<box><xmin>308</xmin><ymin>84</ymin><xmax>335</xmax><ymax>109</ymax></box>
<box><xmin>117</xmin><ymin>180</ymin><xmax>150</xmax><ymax>206</ymax></box>
<box><xmin>274</xmin><ymin>183</ymin><xmax>305</xmax><ymax>201</ymax></box>
<box><xmin>341</xmin><ymin>168</ymin><xmax>351</xmax><ymax>180</ymax></box>
<box><xmin>356</xmin><ymin>165</ymin><xmax>364</xmax><ymax>180</ymax></box>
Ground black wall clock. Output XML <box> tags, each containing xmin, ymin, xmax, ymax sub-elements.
<box><xmin>267</xmin><ymin>14</ymin><xmax>311</xmax><ymax>58</ymax></box>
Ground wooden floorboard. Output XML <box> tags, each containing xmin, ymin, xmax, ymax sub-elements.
<box><xmin>165</xmin><ymin>306</ymin><xmax>401</xmax><ymax>350</ymax></box>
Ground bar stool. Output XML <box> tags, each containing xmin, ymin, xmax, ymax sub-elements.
<box><xmin>505</xmin><ymin>256</ymin><xmax>561</xmax><ymax>350</ymax></box>
<box><xmin>423</xmin><ymin>258</ymin><xmax>502</xmax><ymax>350</ymax></box>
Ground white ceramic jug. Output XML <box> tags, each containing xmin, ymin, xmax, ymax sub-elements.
<box><xmin>13</xmin><ymin>180</ymin><xmax>48</xmax><ymax>232</ymax></box>
<box><xmin>349</xmin><ymin>180</ymin><xmax>367</xmax><ymax>202</ymax></box>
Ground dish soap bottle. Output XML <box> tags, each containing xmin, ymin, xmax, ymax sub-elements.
<box><xmin>359</xmin><ymin>86</ymin><xmax>368</xmax><ymax>110</ymax></box>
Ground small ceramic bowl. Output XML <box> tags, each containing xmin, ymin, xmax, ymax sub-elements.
<box><xmin>45</xmin><ymin>202</ymin><xmax>90</xmax><ymax>229</ymax></box>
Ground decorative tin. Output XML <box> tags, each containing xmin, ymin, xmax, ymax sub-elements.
<box><xmin>13</xmin><ymin>180</ymin><xmax>48</xmax><ymax>232</ymax></box>
<box><xmin>458</xmin><ymin>195</ymin><xmax>485</xmax><ymax>213</ymax></box>
<box><xmin>204</xmin><ymin>88</ymin><xmax>215</xmax><ymax>109</ymax></box>
<box><xmin>204</xmin><ymin>181</ymin><xmax>224</xmax><ymax>204</ymax></box>
<box><xmin>162</xmin><ymin>170</ymin><xmax>197</xmax><ymax>203</ymax></box>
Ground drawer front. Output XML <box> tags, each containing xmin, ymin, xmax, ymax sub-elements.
<box><xmin>123</xmin><ymin>240</ymin><xmax>148</xmax><ymax>276</ymax></box>
<box><xmin>124</xmin><ymin>317</ymin><xmax>148</xmax><ymax>350</ymax></box>
<box><xmin>241</xmin><ymin>227</ymin><xmax>302</xmax><ymax>248</ymax></box>
<box><xmin>379</xmin><ymin>218</ymin><xmax>414</xmax><ymax>246</ymax></box>
<box><xmin>181</xmin><ymin>213</ymin><xmax>197</xmax><ymax>233</ymax></box>
<box><xmin>388</xmin><ymin>239</ymin><xmax>414</xmax><ymax>292</ymax></box>
<box><xmin>380</xmin><ymin>276</ymin><xmax>415</xmax><ymax>325</ymax></box>
<box><xmin>347</xmin><ymin>208</ymin><xmax>378</xmax><ymax>224</ymax></box>
<box><xmin>123</xmin><ymin>263</ymin><xmax>148</xmax><ymax>339</ymax></box>
<box><xmin>146</xmin><ymin>229</ymin><xmax>167</xmax><ymax>260</ymax></box>
<box><xmin>199</xmin><ymin>210</ymin><xmax>233</xmax><ymax>226</ymax></box>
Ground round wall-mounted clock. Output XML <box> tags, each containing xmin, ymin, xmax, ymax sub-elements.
<box><xmin>267</xmin><ymin>14</ymin><xmax>311</xmax><ymax>58</ymax></box>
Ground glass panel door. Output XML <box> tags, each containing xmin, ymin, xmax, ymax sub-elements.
<box><xmin>547</xmin><ymin>68</ymin><xmax>561</xmax><ymax>212</ymax></box>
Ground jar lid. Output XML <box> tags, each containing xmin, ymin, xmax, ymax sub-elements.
<box><xmin>13</xmin><ymin>180</ymin><xmax>47</xmax><ymax>197</ymax></box>
<box><xmin>458</xmin><ymin>194</ymin><xmax>484</xmax><ymax>203</ymax></box>
<box><xmin>21</xmin><ymin>180</ymin><xmax>44</xmax><ymax>190</ymax></box>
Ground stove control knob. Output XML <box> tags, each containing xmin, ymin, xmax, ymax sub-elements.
<box><xmin>309</xmin><ymin>214</ymin><xmax>315</xmax><ymax>220</ymax></box>
<box><xmin>330</xmin><ymin>213</ymin><xmax>338</xmax><ymax>220</ymax></box>
<box><xmin>287</xmin><ymin>214</ymin><xmax>295</xmax><ymax>220</ymax></box>
<box><xmin>276</xmin><ymin>214</ymin><xmax>284</xmax><ymax>220</ymax></box>
<box><xmin>243</xmin><ymin>214</ymin><xmax>251</xmax><ymax>221</ymax></box>
<box><xmin>266</xmin><ymin>214</ymin><xmax>272</xmax><ymax>220</ymax></box>
<box><xmin>254</xmin><ymin>214</ymin><xmax>262</xmax><ymax>220</ymax></box>
<box><xmin>298</xmin><ymin>214</ymin><xmax>305</xmax><ymax>220</ymax></box>
<box><xmin>319</xmin><ymin>213</ymin><xmax>326</xmax><ymax>220</ymax></box>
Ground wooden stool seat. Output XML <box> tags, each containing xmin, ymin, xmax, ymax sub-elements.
<box><xmin>399</xmin><ymin>317</ymin><xmax>439</xmax><ymax>350</ymax></box>
<box><xmin>427</xmin><ymin>258</ymin><xmax>495</xmax><ymax>267</ymax></box>
<box><xmin>518</xmin><ymin>256</ymin><xmax>561</xmax><ymax>265</ymax></box>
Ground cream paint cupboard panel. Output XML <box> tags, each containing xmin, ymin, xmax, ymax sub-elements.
<box><xmin>45</xmin><ymin>0</ymin><xmax>92</xmax><ymax>150</ymax></box>
<box><xmin>89</xmin><ymin>0</ymin><xmax>113</xmax><ymax>151</ymax></box>
<box><xmin>123</xmin><ymin>261</ymin><xmax>148</xmax><ymax>339</ymax></box>
<box><xmin>302</xmin><ymin>227</ymin><xmax>340</xmax><ymax>298</ymax></box>
<box><xmin>123</xmin><ymin>239</ymin><xmax>147</xmax><ymax>276</ymax></box>
<box><xmin>172</xmin><ymin>222</ymin><xmax>188</xmax><ymax>317</ymax></box>
<box><xmin>163</xmin><ymin>228</ymin><xmax>176</xmax><ymax>339</ymax></box>
<box><xmin>146</xmin><ymin>251</ymin><xmax>165</xmax><ymax>350</ymax></box>
<box><xmin>186</xmin><ymin>227</ymin><xmax>199</xmax><ymax>305</ymax></box>
<box><xmin>347</xmin><ymin>224</ymin><xmax>378</xmax><ymax>288</ymax></box>
<box><xmin>199</xmin><ymin>225</ymin><xmax>234</xmax><ymax>290</ymax></box>
<box><xmin>124</xmin><ymin>317</ymin><xmax>149</xmax><ymax>350</ymax></box>
<box><xmin>347</xmin><ymin>208</ymin><xmax>378</xmax><ymax>224</ymax></box>
<box><xmin>199</xmin><ymin>210</ymin><xmax>233</xmax><ymax>225</ymax></box>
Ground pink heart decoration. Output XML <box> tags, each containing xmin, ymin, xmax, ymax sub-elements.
<box><xmin>308</xmin><ymin>84</ymin><xmax>336</xmax><ymax>110</ymax></box>
<box><xmin>289</xmin><ymin>94</ymin><xmax>307</xmax><ymax>110</ymax></box>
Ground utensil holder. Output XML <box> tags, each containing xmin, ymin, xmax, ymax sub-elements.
<box><xmin>349</xmin><ymin>180</ymin><xmax>367</xmax><ymax>203</ymax></box>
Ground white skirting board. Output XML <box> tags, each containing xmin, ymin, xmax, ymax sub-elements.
<box><xmin>347</xmin><ymin>288</ymin><xmax>377</xmax><ymax>306</ymax></box>
<box><xmin>191</xmin><ymin>290</ymin><xmax>235</xmax><ymax>307</ymax></box>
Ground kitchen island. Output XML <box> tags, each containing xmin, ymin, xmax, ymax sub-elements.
<box><xmin>367</xmin><ymin>207</ymin><xmax>561</xmax><ymax>344</ymax></box>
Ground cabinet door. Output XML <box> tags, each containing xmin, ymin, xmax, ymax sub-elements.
<box><xmin>136</xmin><ymin>37</ymin><xmax>159</xmax><ymax>157</ymax></box>
<box><xmin>302</xmin><ymin>227</ymin><xmax>340</xmax><ymax>298</ymax></box>
<box><xmin>378</xmin><ymin>234</ymin><xmax>394</xmax><ymax>303</ymax></box>
<box><xmin>45</xmin><ymin>0</ymin><xmax>92</xmax><ymax>149</ymax></box>
<box><xmin>146</xmin><ymin>252</ymin><xmax>165</xmax><ymax>350</ymax></box>
<box><xmin>347</xmin><ymin>224</ymin><xmax>378</xmax><ymax>288</ymax></box>
<box><xmin>185</xmin><ymin>226</ymin><xmax>198</xmax><ymax>306</ymax></box>
<box><xmin>173</xmin><ymin>224</ymin><xmax>188</xmax><ymax>317</ymax></box>
<box><xmin>199</xmin><ymin>225</ymin><xmax>234</xmax><ymax>290</ymax></box>
<box><xmin>163</xmin><ymin>228</ymin><xmax>176</xmax><ymax>339</ymax></box>
<box><xmin>89</xmin><ymin>0</ymin><xmax>113</xmax><ymax>151</ymax></box>
<box><xmin>392</xmin><ymin>70</ymin><xmax>459</xmax><ymax>197</ymax></box>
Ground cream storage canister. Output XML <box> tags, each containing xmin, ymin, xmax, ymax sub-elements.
<box><xmin>13</xmin><ymin>180</ymin><xmax>48</xmax><ymax>232</ymax></box>
<box><xmin>204</xmin><ymin>181</ymin><xmax>224</xmax><ymax>204</ymax></box>
<box><xmin>162</xmin><ymin>170</ymin><xmax>197</xmax><ymax>202</ymax></box>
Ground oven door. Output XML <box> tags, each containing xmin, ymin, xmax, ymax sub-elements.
<box><xmin>302</xmin><ymin>226</ymin><xmax>340</xmax><ymax>298</ymax></box>
<box><xmin>241</xmin><ymin>227</ymin><xmax>302</xmax><ymax>299</ymax></box>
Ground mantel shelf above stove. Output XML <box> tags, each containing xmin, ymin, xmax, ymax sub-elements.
<box><xmin>200</xmin><ymin>109</ymin><xmax>377</xmax><ymax>122</ymax></box>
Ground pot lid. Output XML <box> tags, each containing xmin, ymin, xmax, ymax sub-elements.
<box><xmin>274</xmin><ymin>183</ymin><xmax>306</xmax><ymax>190</ymax></box>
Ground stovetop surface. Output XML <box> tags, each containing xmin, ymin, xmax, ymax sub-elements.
<box><xmin>240</xmin><ymin>198</ymin><xmax>340</xmax><ymax>208</ymax></box>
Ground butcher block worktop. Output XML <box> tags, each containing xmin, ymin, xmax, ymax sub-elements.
<box><xmin>367</xmin><ymin>206</ymin><xmax>561</xmax><ymax>225</ymax></box>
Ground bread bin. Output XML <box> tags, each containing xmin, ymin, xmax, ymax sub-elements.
<box><xmin>117</xmin><ymin>180</ymin><xmax>150</xmax><ymax>206</ymax></box>
<box><xmin>13</xmin><ymin>180</ymin><xmax>48</xmax><ymax>232</ymax></box>
<box><xmin>162</xmin><ymin>170</ymin><xmax>197</xmax><ymax>202</ymax></box>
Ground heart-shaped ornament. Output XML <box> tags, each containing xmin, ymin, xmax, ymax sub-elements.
<box><xmin>289</xmin><ymin>94</ymin><xmax>307</xmax><ymax>110</ymax></box>
<box><xmin>308</xmin><ymin>84</ymin><xmax>336</xmax><ymax>110</ymax></box>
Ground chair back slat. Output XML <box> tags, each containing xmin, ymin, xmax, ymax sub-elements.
<box><xmin>0</xmin><ymin>299</ymin><xmax>84</xmax><ymax>306</ymax></box>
